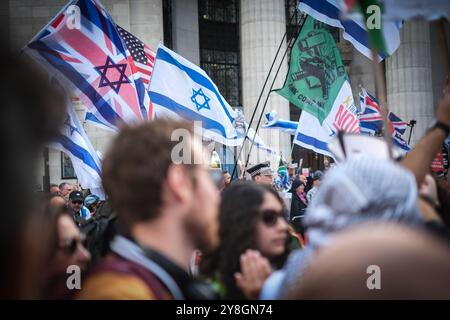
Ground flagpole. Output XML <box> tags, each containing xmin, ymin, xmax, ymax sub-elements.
<box><xmin>371</xmin><ymin>49</ymin><xmax>393</xmax><ymax>160</ymax></box>
<box><xmin>231</xmin><ymin>9</ymin><xmax>301</xmax><ymax>180</ymax></box>
<box><xmin>28</xmin><ymin>0</ymin><xmax>75</xmax><ymax>45</ymax></box>
<box><xmin>244</xmin><ymin>35</ymin><xmax>298</xmax><ymax>168</ymax></box>
<box><xmin>407</xmin><ymin>120</ymin><xmax>416</xmax><ymax>146</ymax></box>
<box><xmin>437</xmin><ymin>19</ymin><xmax>450</xmax><ymax>79</ymax></box>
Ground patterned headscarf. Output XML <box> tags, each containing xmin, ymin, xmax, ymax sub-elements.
<box><xmin>276</xmin><ymin>155</ymin><xmax>423</xmax><ymax>299</ymax></box>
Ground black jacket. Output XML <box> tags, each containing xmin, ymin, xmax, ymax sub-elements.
<box><xmin>290</xmin><ymin>191</ymin><xmax>307</xmax><ymax>220</ymax></box>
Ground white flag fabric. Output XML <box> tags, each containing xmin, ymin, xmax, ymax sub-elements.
<box><xmin>50</xmin><ymin>100</ymin><xmax>105</xmax><ymax>199</ymax></box>
<box><xmin>298</xmin><ymin>0</ymin><xmax>402</xmax><ymax>61</ymax></box>
<box><xmin>262</xmin><ymin>110</ymin><xmax>299</xmax><ymax>136</ymax></box>
<box><xmin>367</xmin><ymin>0</ymin><xmax>450</xmax><ymax>21</ymax></box>
<box><xmin>294</xmin><ymin>80</ymin><xmax>360</xmax><ymax>157</ymax></box>
<box><xmin>149</xmin><ymin>44</ymin><xmax>273</xmax><ymax>153</ymax></box>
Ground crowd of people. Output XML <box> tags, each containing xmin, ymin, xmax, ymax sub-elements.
<box><xmin>2</xmin><ymin>39</ymin><xmax>450</xmax><ymax>300</ymax></box>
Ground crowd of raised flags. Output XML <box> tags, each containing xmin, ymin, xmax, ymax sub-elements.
<box><xmin>22</xmin><ymin>0</ymin><xmax>449</xmax><ymax>192</ymax></box>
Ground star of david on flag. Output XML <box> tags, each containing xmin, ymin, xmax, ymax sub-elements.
<box><xmin>191</xmin><ymin>88</ymin><xmax>211</xmax><ymax>111</ymax></box>
<box><xmin>24</xmin><ymin>0</ymin><xmax>155</xmax><ymax>131</ymax></box>
<box><xmin>149</xmin><ymin>43</ymin><xmax>273</xmax><ymax>153</ymax></box>
<box><xmin>94</xmin><ymin>56</ymin><xmax>130</xmax><ymax>93</ymax></box>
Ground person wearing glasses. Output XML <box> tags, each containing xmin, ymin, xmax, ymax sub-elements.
<box><xmin>68</xmin><ymin>191</ymin><xmax>91</xmax><ymax>226</ymax></box>
<box><xmin>200</xmin><ymin>182</ymin><xmax>290</xmax><ymax>299</ymax></box>
<box><xmin>45</xmin><ymin>202</ymin><xmax>91</xmax><ymax>299</ymax></box>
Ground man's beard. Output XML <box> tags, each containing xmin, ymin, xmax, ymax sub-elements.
<box><xmin>183</xmin><ymin>213</ymin><xmax>214</xmax><ymax>252</ymax></box>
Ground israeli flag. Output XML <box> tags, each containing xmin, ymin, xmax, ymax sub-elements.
<box><xmin>149</xmin><ymin>44</ymin><xmax>271</xmax><ymax>150</ymax></box>
<box><xmin>262</xmin><ymin>110</ymin><xmax>299</xmax><ymax>136</ymax></box>
<box><xmin>298</xmin><ymin>0</ymin><xmax>402</xmax><ymax>61</ymax></box>
<box><xmin>51</xmin><ymin>101</ymin><xmax>105</xmax><ymax>199</ymax></box>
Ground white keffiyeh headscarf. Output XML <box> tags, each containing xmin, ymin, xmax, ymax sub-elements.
<box><xmin>271</xmin><ymin>155</ymin><xmax>423</xmax><ymax>299</ymax></box>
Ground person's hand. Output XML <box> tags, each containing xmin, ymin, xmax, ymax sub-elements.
<box><xmin>234</xmin><ymin>250</ymin><xmax>272</xmax><ymax>299</ymax></box>
<box><xmin>419</xmin><ymin>174</ymin><xmax>440</xmax><ymax>208</ymax></box>
<box><xmin>436</xmin><ymin>89</ymin><xmax>450</xmax><ymax>127</ymax></box>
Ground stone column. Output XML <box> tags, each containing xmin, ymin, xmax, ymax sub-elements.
<box><xmin>240</xmin><ymin>0</ymin><xmax>291</xmax><ymax>166</ymax></box>
<box><xmin>386</xmin><ymin>20</ymin><xmax>434</xmax><ymax>146</ymax></box>
<box><xmin>129</xmin><ymin>0</ymin><xmax>163</xmax><ymax>50</ymax></box>
<box><xmin>349</xmin><ymin>49</ymin><xmax>375</xmax><ymax>108</ymax></box>
<box><xmin>172</xmin><ymin>0</ymin><xmax>200</xmax><ymax>65</ymax></box>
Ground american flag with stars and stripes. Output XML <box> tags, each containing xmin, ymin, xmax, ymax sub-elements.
<box><xmin>25</xmin><ymin>0</ymin><xmax>156</xmax><ymax>129</ymax></box>
<box><xmin>117</xmin><ymin>25</ymin><xmax>155</xmax><ymax>89</ymax></box>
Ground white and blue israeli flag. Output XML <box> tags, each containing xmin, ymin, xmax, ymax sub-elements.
<box><xmin>262</xmin><ymin>110</ymin><xmax>299</xmax><ymax>136</ymax></box>
<box><xmin>149</xmin><ymin>43</ymin><xmax>272</xmax><ymax>152</ymax></box>
<box><xmin>50</xmin><ymin>100</ymin><xmax>105</xmax><ymax>199</ymax></box>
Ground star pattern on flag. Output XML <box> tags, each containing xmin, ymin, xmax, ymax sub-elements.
<box><xmin>95</xmin><ymin>56</ymin><xmax>130</xmax><ymax>93</ymax></box>
<box><xmin>117</xmin><ymin>26</ymin><xmax>148</xmax><ymax>65</ymax></box>
<box><xmin>191</xmin><ymin>88</ymin><xmax>211</xmax><ymax>111</ymax></box>
<box><xmin>64</xmin><ymin>116</ymin><xmax>79</xmax><ymax>136</ymax></box>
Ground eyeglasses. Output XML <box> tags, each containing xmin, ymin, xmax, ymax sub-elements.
<box><xmin>71</xmin><ymin>200</ymin><xmax>83</xmax><ymax>205</ymax></box>
<box><xmin>260</xmin><ymin>209</ymin><xmax>287</xmax><ymax>227</ymax></box>
<box><xmin>59</xmin><ymin>235</ymin><xmax>86</xmax><ymax>255</ymax></box>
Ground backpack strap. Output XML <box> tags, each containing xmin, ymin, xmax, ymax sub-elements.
<box><xmin>92</xmin><ymin>254</ymin><xmax>172</xmax><ymax>300</ymax></box>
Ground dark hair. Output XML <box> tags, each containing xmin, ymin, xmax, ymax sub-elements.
<box><xmin>292</xmin><ymin>178</ymin><xmax>305</xmax><ymax>192</ymax></box>
<box><xmin>0</xmin><ymin>41</ymin><xmax>65</xmax><ymax>298</ymax></box>
<box><xmin>59</xmin><ymin>182</ymin><xmax>70</xmax><ymax>190</ymax></box>
<box><xmin>201</xmin><ymin>181</ymin><xmax>288</xmax><ymax>299</ymax></box>
<box><xmin>434</xmin><ymin>175</ymin><xmax>450</xmax><ymax>227</ymax></box>
<box><xmin>46</xmin><ymin>198</ymin><xmax>71</xmax><ymax>260</ymax></box>
<box><xmin>102</xmin><ymin>119</ymin><xmax>196</xmax><ymax>229</ymax></box>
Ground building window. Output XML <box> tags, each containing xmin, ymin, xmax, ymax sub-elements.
<box><xmin>199</xmin><ymin>0</ymin><xmax>241</xmax><ymax>107</ymax></box>
<box><xmin>61</xmin><ymin>152</ymin><xmax>76</xmax><ymax>179</ymax></box>
<box><xmin>163</xmin><ymin>0</ymin><xmax>173</xmax><ymax>49</ymax></box>
<box><xmin>199</xmin><ymin>0</ymin><xmax>238</xmax><ymax>23</ymax></box>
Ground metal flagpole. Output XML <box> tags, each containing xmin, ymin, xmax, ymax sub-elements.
<box><xmin>243</xmin><ymin>21</ymin><xmax>303</xmax><ymax>168</ymax></box>
<box><xmin>370</xmin><ymin>49</ymin><xmax>393</xmax><ymax>160</ymax></box>
<box><xmin>408</xmin><ymin>120</ymin><xmax>416</xmax><ymax>146</ymax></box>
<box><xmin>231</xmin><ymin>8</ymin><xmax>301</xmax><ymax>179</ymax></box>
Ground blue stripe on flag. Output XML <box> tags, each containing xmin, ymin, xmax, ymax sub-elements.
<box><xmin>300</xmin><ymin>0</ymin><xmax>387</xmax><ymax>59</ymax></box>
<box><xmin>57</xmin><ymin>135</ymin><xmax>101</xmax><ymax>173</ymax></box>
<box><xmin>134</xmin><ymin>78</ymin><xmax>148</xmax><ymax>119</ymax></box>
<box><xmin>296</xmin><ymin>132</ymin><xmax>329</xmax><ymax>151</ymax></box>
<box><xmin>156</xmin><ymin>47</ymin><xmax>235</xmax><ymax>123</ymax></box>
<box><xmin>267</xmin><ymin>121</ymin><xmax>298</xmax><ymax>130</ymax></box>
<box><xmin>28</xmin><ymin>40</ymin><xmax>123</xmax><ymax>127</ymax></box>
<box><xmin>150</xmin><ymin>92</ymin><xmax>228</xmax><ymax>136</ymax></box>
<box><xmin>77</xmin><ymin>0</ymin><xmax>127</xmax><ymax>57</ymax></box>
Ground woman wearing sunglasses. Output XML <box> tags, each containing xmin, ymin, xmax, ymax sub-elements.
<box><xmin>44</xmin><ymin>197</ymin><xmax>91</xmax><ymax>299</ymax></box>
<box><xmin>200</xmin><ymin>182</ymin><xmax>291</xmax><ymax>299</ymax></box>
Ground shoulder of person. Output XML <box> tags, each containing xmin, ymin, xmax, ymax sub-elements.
<box><xmin>75</xmin><ymin>271</ymin><xmax>157</xmax><ymax>300</ymax></box>
<box><xmin>77</xmin><ymin>254</ymin><xmax>173</xmax><ymax>300</ymax></box>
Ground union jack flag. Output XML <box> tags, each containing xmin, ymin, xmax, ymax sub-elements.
<box><xmin>25</xmin><ymin>0</ymin><xmax>155</xmax><ymax>130</ymax></box>
<box><xmin>359</xmin><ymin>88</ymin><xmax>410</xmax><ymax>152</ymax></box>
<box><xmin>359</xmin><ymin>88</ymin><xmax>383</xmax><ymax>135</ymax></box>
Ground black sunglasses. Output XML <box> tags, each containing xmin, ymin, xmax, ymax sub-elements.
<box><xmin>59</xmin><ymin>234</ymin><xmax>86</xmax><ymax>255</ymax></box>
<box><xmin>71</xmin><ymin>200</ymin><xmax>83</xmax><ymax>205</ymax></box>
<box><xmin>260</xmin><ymin>209</ymin><xmax>286</xmax><ymax>227</ymax></box>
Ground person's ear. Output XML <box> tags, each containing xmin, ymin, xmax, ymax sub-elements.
<box><xmin>165</xmin><ymin>164</ymin><xmax>192</xmax><ymax>203</ymax></box>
